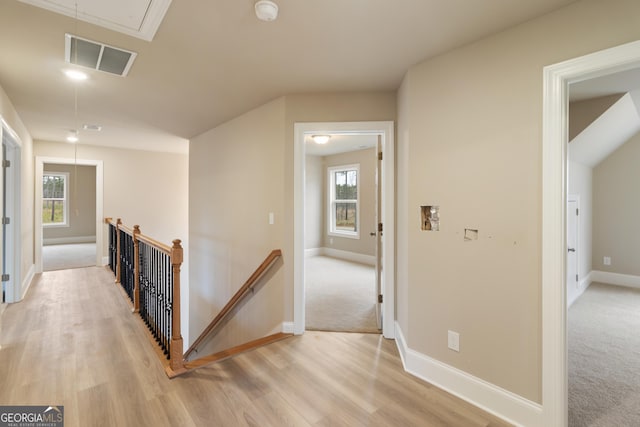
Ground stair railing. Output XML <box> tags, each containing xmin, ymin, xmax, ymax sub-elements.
<box><xmin>105</xmin><ymin>217</ymin><xmax>186</xmax><ymax>377</ymax></box>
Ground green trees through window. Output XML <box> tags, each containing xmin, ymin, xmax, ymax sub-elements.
<box><xmin>42</xmin><ymin>173</ymin><xmax>67</xmax><ymax>225</ymax></box>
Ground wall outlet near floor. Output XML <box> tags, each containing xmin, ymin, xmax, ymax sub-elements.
<box><xmin>448</xmin><ymin>330</ymin><xmax>460</xmax><ymax>352</ymax></box>
<box><xmin>604</xmin><ymin>256</ymin><xmax>611</xmax><ymax>266</ymax></box>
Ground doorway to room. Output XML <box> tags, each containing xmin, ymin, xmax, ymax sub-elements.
<box><xmin>304</xmin><ymin>136</ymin><xmax>381</xmax><ymax>333</ymax></box>
<box><xmin>35</xmin><ymin>157</ymin><xmax>104</xmax><ymax>273</ymax></box>
<box><xmin>542</xmin><ymin>39</ymin><xmax>640</xmax><ymax>426</ymax></box>
<box><xmin>293</xmin><ymin>121</ymin><xmax>395</xmax><ymax>339</ymax></box>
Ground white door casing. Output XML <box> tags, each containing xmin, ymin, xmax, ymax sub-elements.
<box><xmin>294</xmin><ymin>121</ymin><xmax>395</xmax><ymax>338</ymax></box>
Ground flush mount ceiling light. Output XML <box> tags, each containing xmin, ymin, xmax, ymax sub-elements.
<box><xmin>255</xmin><ymin>0</ymin><xmax>278</xmax><ymax>21</ymax></box>
<box><xmin>83</xmin><ymin>124</ymin><xmax>102</xmax><ymax>131</ymax></box>
<box><xmin>66</xmin><ymin>130</ymin><xmax>79</xmax><ymax>143</ymax></box>
<box><xmin>63</xmin><ymin>69</ymin><xmax>88</xmax><ymax>81</ymax></box>
<box><xmin>312</xmin><ymin>135</ymin><xmax>331</xmax><ymax>144</ymax></box>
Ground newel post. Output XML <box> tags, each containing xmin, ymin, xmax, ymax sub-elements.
<box><xmin>115</xmin><ymin>218</ymin><xmax>122</xmax><ymax>284</ymax></box>
<box><xmin>167</xmin><ymin>239</ymin><xmax>187</xmax><ymax>376</ymax></box>
<box><xmin>132</xmin><ymin>225</ymin><xmax>141</xmax><ymax>313</ymax></box>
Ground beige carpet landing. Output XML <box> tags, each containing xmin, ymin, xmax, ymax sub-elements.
<box><xmin>305</xmin><ymin>256</ymin><xmax>379</xmax><ymax>333</ymax></box>
<box><xmin>569</xmin><ymin>282</ymin><xmax>640</xmax><ymax>427</ymax></box>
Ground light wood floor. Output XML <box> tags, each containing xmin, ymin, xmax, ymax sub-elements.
<box><xmin>0</xmin><ymin>267</ymin><xmax>511</xmax><ymax>427</ymax></box>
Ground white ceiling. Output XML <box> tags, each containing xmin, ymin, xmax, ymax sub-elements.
<box><xmin>570</xmin><ymin>67</ymin><xmax>640</xmax><ymax>101</ymax></box>
<box><xmin>0</xmin><ymin>0</ymin><xmax>578</xmax><ymax>153</ymax></box>
<box><xmin>305</xmin><ymin>134</ymin><xmax>378</xmax><ymax>157</ymax></box>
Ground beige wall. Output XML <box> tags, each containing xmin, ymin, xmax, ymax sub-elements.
<box><xmin>323</xmin><ymin>148</ymin><xmax>377</xmax><ymax>256</ymax></box>
<box><xmin>43</xmin><ymin>164</ymin><xmax>96</xmax><ymax>243</ymax></box>
<box><xmin>33</xmin><ymin>141</ymin><xmax>189</xmax><ymax>254</ymax></box>
<box><xmin>188</xmin><ymin>92</ymin><xmax>396</xmax><ymax>353</ymax></box>
<box><xmin>593</xmin><ymin>131</ymin><xmax>640</xmax><ymax>275</ymax></box>
<box><xmin>397</xmin><ymin>0</ymin><xmax>640</xmax><ymax>403</ymax></box>
<box><xmin>304</xmin><ymin>155</ymin><xmax>323</xmax><ymax>250</ymax></box>
<box><xmin>0</xmin><ymin>84</ymin><xmax>34</xmax><ymax>298</ymax></box>
<box><xmin>189</xmin><ymin>97</ymin><xmax>286</xmax><ymax>355</ymax></box>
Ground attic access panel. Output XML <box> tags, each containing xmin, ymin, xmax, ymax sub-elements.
<box><xmin>18</xmin><ymin>0</ymin><xmax>171</xmax><ymax>41</ymax></box>
<box><xmin>65</xmin><ymin>34</ymin><xmax>137</xmax><ymax>77</ymax></box>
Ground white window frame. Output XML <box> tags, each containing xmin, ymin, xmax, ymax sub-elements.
<box><xmin>327</xmin><ymin>164</ymin><xmax>360</xmax><ymax>239</ymax></box>
<box><xmin>42</xmin><ymin>172</ymin><xmax>69</xmax><ymax>228</ymax></box>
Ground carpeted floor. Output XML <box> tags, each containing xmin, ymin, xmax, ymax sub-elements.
<box><xmin>305</xmin><ymin>256</ymin><xmax>379</xmax><ymax>333</ymax></box>
<box><xmin>569</xmin><ymin>282</ymin><xmax>640</xmax><ymax>426</ymax></box>
<box><xmin>42</xmin><ymin>243</ymin><xmax>97</xmax><ymax>271</ymax></box>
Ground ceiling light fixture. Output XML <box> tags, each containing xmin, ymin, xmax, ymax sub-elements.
<box><xmin>63</xmin><ymin>69</ymin><xmax>88</xmax><ymax>81</ymax></box>
<box><xmin>312</xmin><ymin>135</ymin><xmax>331</xmax><ymax>145</ymax></box>
<box><xmin>66</xmin><ymin>130</ymin><xmax>79</xmax><ymax>143</ymax></box>
<box><xmin>255</xmin><ymin>0</ymin><xmax>278</xmax><ymax>21</ymax></box>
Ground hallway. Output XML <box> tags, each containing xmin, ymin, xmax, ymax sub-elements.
<box><xmin>0</xmin><ymin>267</ymin><xmax>510</xmax><ymax>426</ymax></box>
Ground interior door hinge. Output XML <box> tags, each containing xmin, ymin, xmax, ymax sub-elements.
<box><xmin>378</xmin><ymin>222</ymin><xmax>383</xmax><ymax>233</ymax></box>
<box><xmin>576</xmin><ymin>208</ymin><xmax>579</xmax><ymax>216</ymax></box>
<box><xmin>2</xmin><ymin>160</ymin><xmax>10</xmax><ymax>168</ymax></box>
<box><xmin>378</xmin><ymin>152</ymin><xmax>383</xmax><ymax>161</ymax></box>
<box><xmin>1</xmin><ymin>274</ymin><xmax>10</xmax><ymax>282</ymax></box>
<box><xmin>1</xmin><ymin>217</ymin><xmax>10</xmax><ymax>225</ymax></box>
<box><xmin>378</xmin><ymin>294</ymin><xmax>383</xmax><ymax>303</ymax></box>
<box><xmin>576</xmin><ymin>274</ymin><xmax>579</xmax><ymax>282</ymax></box>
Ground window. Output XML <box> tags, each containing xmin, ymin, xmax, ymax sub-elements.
<box><xmin>42</xmin><ymin>172</ymin><xmax>69</xmax><ymax>227</ymax></box>
<box><xmin>328</xmin><ymin>164</ymin><xmax>359</xmax><ymax>238</ymax></box>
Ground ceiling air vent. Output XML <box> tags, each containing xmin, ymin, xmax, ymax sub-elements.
<box><xmin>65</xmin><ymin>34</ymin><xmax>137</xmax><ymax>77</ymax></box>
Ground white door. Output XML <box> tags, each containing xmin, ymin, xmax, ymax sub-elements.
<box><xmin>374</xmin><ymin>138</ymin><xmax>383</xmax><ymax>330</ymax></box>
<box><xmin>567</xmin><ymin>199</ymin><xmax>579</xmax><ymax>295</ymax></box>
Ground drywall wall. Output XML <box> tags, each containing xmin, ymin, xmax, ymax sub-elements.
<box><xmin>43</xmin><ymin>163</ymin><xmax>96</xmax><ymax>244</ymax></box>
<box><xmin>323</xmin><ymin>148</ymin><xmax>377</xmax><ymax>257</ymax></box>
<box><xmin>593</xmin><ymin>131</ymin><xmax>640</xmax><ymax>275</ymax></box>
<box><xmin>396</xmin><ymin>0</ymin><xmax>640</xmax><ymax>404</ymax></box>
<box><xmin>188</xmin><ymin>92</ymin><xmax>395</xmax><ymax>353</ymax></box>
<box><xmin>189</xmin><ymin>97</ymin><xmax>286</xmax><ymax>355</ymax></box>
<box><xmin>568</xmin><ymin>161</ymin><xmax>593</xmax><ymax>306</ymax></box>
<box><xmin>305</xmin><ymin>155</ymin><xmax>323</xmax><ymax>251</ymax></box>
<box><xmin>33</xmin><ymin>141</ymin><xmax>188</xmax><ymax>253</ymax></box>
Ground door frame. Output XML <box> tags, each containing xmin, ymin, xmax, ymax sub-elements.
<box><xmin>0</xmin><ymin>120</ymin><xmax>21</xmax><ymax>303</ymax></box>
<box><xmin>566</xmin><ymin>195</ymin><xmax>579</xmax><ymax>305</ymax></box>
<box><xmin>35</xmin><ymin>156</ymin><xmax>104</xmax><ymax>273</ymax></box>
<box><xmin>293</xmin><ymin>121</ymin><xmax>395</xmax><ymax>338</ymax></box>
<box><xmin>542</xmin><ymin>39</ymin><xmax>640</xmax><ymax>426</ymax></box>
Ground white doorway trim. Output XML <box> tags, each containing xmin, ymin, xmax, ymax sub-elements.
<box><xmin>294</xmin><ymin>121</ymin><xmax>395</xmax><ymax>338</ymax></box>
<box><xmin>542</xmin><ymin>39</ymin><xmax>640</xmax><ymax>426</ymax></box>
<box><xmin>1</xmin><ymin>120</ymin><xmax>22</xmax><ymax>303</ymax></box>
<box><xmin>35</xmin><ymin>156</ymin><xmax>104</xmax><ymax>273</ymax></box>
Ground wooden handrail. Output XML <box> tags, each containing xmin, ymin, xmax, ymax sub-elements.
<box><xmin>183</xmin><ymin>249</ymin><xmax>282</xmax><ymax>360</ymax></box>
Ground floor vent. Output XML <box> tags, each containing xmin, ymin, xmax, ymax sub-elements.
<box><xmin>65</xmin><ymin>34</ymin><xmax>137</xmax><ymax>77</ymax></box>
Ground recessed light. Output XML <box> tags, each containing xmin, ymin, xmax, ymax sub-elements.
<box><xmin>66</xmin><ymin>130</ymin><xmax>79</xmax><ymax>143</ymax></box>
<box><xmin>63</xmin><ymin>69</ymin><xmax>88</xmax><ymax>81</ymax></box>
<box><xmin>312</xmin><ymin>135</ymin><xmax>331</xmax><ymax>144</ymax></box>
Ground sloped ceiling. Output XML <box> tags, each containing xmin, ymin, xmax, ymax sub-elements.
<box><xmin>569</xmin><ymin>91</ymin><xmax>640</xmax><ymax>167</ymax></box>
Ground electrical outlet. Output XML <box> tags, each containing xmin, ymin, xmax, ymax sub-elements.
<box><xmin>604</xmin><ymin>256</ymin><xmax>611</xmax><ymax>266</ymax></box>
<box><xmin>448</xmin><ymin>330</ymin><xmax>460</xmax><ymax>352</ymax></box>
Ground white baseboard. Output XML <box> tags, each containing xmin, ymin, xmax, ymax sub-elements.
<box><xmin>394</xmin><ymin>322</ymin><xmax>542</xmax><ymax>427</ymax></box>
<box><xmin>20</xmin><ymin>264</ymin><xmax>35</xmax><ymax>300</ymax></box>
<box><xmin>43</xmin><ymin>235</ymin><xmax>96</xmax><ymax>245</ymax></box>
<box><xmin>304</xmin><ymin>248</ymin><xmax>323</xmax><ymax>258</ymax></box>
<box><xmin>591</xmin><ymin>270</ymin><xmax>640</xmax><ymax>289</ymax></box>
<box><xmin>317</xmin><ymin>247</ymin><xmax>376</xmax><ymax>266</ymax></box>
<box><xmin>282</xmin><ymin>322</ymin><xmax>295</xmax><ymax>334</ymax></box>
